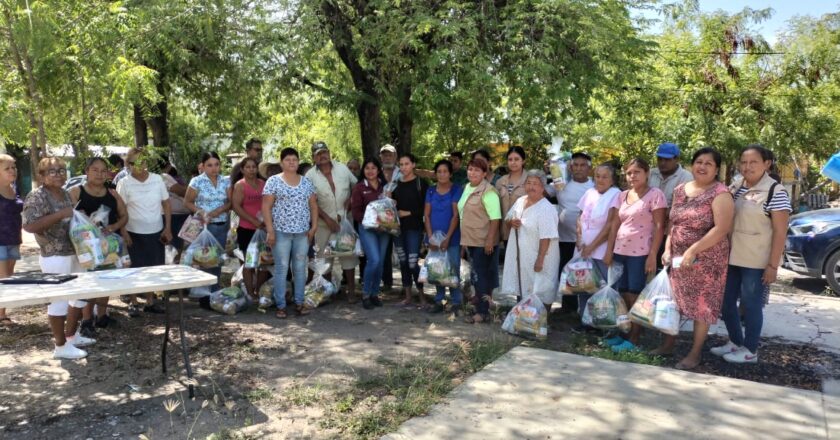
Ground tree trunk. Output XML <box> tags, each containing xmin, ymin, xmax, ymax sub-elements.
<box><xmin>391</xmin><ymin>84</ymin><xmax>413</xmax><ymax>156</ymax></box>
<box><xmin>148</xmin><ymin>99</ymin><xmax>169</xmax><ymax>148</ymax></box>
<box><xmin>133</xmin><ymin>105</ymin><xmax>148</xmax><ymax>149</ymax></box>
<box><xmin>357</xmin><ymin>98</ymin><xmax>381</xmax><ymax>161</ymax></box>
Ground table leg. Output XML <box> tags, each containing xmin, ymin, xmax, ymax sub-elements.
<box><xmin>177</xmin><ymin>289</ymin><xmax>195</xmax><ymax>398</ymax></box>
<box><xmin>162</xmin><ymin>290</ymin><xmax>171</xmax><ymax>374</ymax></box>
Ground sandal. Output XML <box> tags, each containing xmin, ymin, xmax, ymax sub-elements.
<box><xmin>0</xmin><ymin>317</ymin><xmax>13</xmax><ymax>327</ymax></box>
<box><xmin>275</xmin><ymin>309</ymin><xmax>288</xmax><ymax>319</ymax></box>
<box><xmin>296</xmin><ymin>305</ymin><xmax>311</xmax><ymax>316</ymax></box>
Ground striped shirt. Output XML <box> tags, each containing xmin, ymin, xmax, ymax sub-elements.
<box><xmin>733</xmin><ymin>185</ymin><xmax>792</xmax><ymax>215</ymax></box>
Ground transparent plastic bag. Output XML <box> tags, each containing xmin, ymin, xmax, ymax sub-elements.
<box><xmin>258</xmin><ymin>279</ymin><xmax>275</xmax><ymax>309</ymax></box>
<box><xmin>70</xmin><ymin>209</ymin><xmax>106</xmax><ymax>270</ymax></box>
<box><xmin>334</xmin><ymin>218</ymin><xmax>358</xmax><ymax>253</ymax></box>
<box><xmin>189</xmin><ymin>285</ymin><xmax>212</xmax><ymax>299</ymax></box>
<box><xmin>629</xmin><ymin>269</ymin><xmax>679</xmax><ymax>335</ymax></box>
<box><xmin>582</xmin><ymin>264</ymin><xmax>630</xmax><ymax>332</ymax></box>
<box><xmin>501</xmin><ymin>293</ymin><xmax>548</xmax><ymax>339</ymax></box>
<box><xmin>209</xmin><ymin>287</ymin><xmax>247</xmax><ymax>315</ymax></box>
<box><xmin>362</xmin><ymin>197</ymin><xmax>400</xmax><ymax>236</ymax></box>
<box><xmin>559</xmin><ymin>257</ymin><xmax>604</xmax><ymax>294</ymax></box>
<box><xmin>384</xmin><ymin>169</ymin><xmax>402</xmax><ymax>194</ymax></box>
<box><xmin>181</xmin><ymin>227</ymin><xmax>225</xmax><ymax>269</ymax></box>
<box><xmin>418</xmin><ymin>265</ymin><xmax>429</xmax><ymax>284</ymax></box>
<box><xmin>245</xmin><ymin>229</ymin><xmax>270</xmax><ymax>269</ymax></box>
<box><xmin>459</xmin><ymin>258</ymin><xmax>472</xmax><ymax>296</ymax></box>
<box><xmin>231</xmin><ymin>264</ymin><xmax>244</xmax><ymax>287</ymax></box>
<box><xmin>353</xmin><ymin>237</ymin><xmax>364</xmax><ymax>257</ymax></box>
<box><xmin>426</xmin><ymin>231</ymin><xmax>457</xmax><ymax>287</ymax></box>
<box><xmin>178</xmin><ymin>214</ymin><xmax>205</xmax><ymax>243</ymax></box>
<box><xmin>304</xmin><ymin>258</ymin><xmax>337</xmax><ymax>308</ymax></box>
<box><xmin>165</xmin><ymin>244</ymin><xmax>178</xmax><ymax>265</ymax></box>
<box><xmin>225</xmin><ymin>226</ymin><xmax>237</xmax><ymax>253</ymax></box>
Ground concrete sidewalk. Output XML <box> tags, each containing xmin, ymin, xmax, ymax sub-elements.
<box><xmin>385</xmin><ymin>347</ymin><xmax>837</xmax><ymax>440</ymax></box>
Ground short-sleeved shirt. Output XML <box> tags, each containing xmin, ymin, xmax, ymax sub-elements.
<box><xmin>649</xmin><ymin>165</ymin><xmax>693</xmax><ymax>208</ymax></box>
<box><xmin>188</xmin><ymin>173</ymin><xmax>231</xmax><ymax>223</ymax></box>
<box><xmin>577</xmin><ymin>188</ymin><xmax>620</xmax><ymax>260</ymax></box>
<box><xmin>161</xmin><ymin>173</ymin><xmax>190</xmax><ymax>215</ymax></box>
<box><xmin>263</xmin><ymin>174</ymin><xmax>316</xmax><ymax>234</ymax></box>
<box><xmin>117</xmin><ymin>173</ymin><xmax>170</xmax><ymax>234</ymax></box>
<box><xmin>426</xmin><ymin>184</ymin><xmax>463</xmax><ymax>247</ymax></box>
<box><xmin>733</xmin><ymin>186</ymin><xmax>792</xmax><ymax>214</ymax></box>
<box><xmin>614</xmin><ymin>187</ymin><xmax>667</xmax><ymax>256</ymax></box>
<box><xmin>305</xmin><ymin>161</ymin><xmax>357</xmax><ymax>222</ymax></box>
<box><xmin>22</xmin><ymin>187</ymin><xmax>74</xmax><ymax>257</ymax></box>
<box><xmin>0</xmin><ymin>191</ymin><xmax>23</xmax><ymax>246</ymax></box>
<box><xmin>557</xmin><ymin>179</ymin><xmax>594</xmax><ymax>242</ymax></box>
<box><xmin>458</xmin><ymin>183</ymin><xmax>502</xmax><ymax>220</ymax></box>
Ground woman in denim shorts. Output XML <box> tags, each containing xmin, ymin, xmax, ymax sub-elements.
<box><xmin>0</xmin><ymin>154</ymin><xmax>22</xmax><ymax>325</ymax></box>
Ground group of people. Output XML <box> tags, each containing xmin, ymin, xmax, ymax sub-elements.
<box><xmin>0</xmin><ymin>140</ymin><xmax>790</xmax><ymax>369</ymax></box>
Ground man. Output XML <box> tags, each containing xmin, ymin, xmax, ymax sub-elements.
<box><xmin>449</xmin><ymin>152</ymin><xmax>467</xmax><ymax>185</ymax></box>
<box><xmin>555</xmin><ymin>152</ymin><xmax>594</xmax><ymax>314</ymax></box>
<box><xmin>346</xmin><ymin>158</ymin><xmax>361</xmax><ymax>177</ymax></box>
<box><xmin>230</xmin><ymin>138</ymin><xmax>264</xmax><ymax>184</ymax></box>
<box><xmin>305</xmin><ymin>141</ymin><xmax>359</xmax><ymax>301</ymax></box>
<box><xmin>379</xmin><ymin>144</ymin><xmax>397</xmax><ymax>182</ymax></box>
<box><xmin>648</xmin><ymin>142</ymin><xmax>693</xmax><ymax>208</ymax></box>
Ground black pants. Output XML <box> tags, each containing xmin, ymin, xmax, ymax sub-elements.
<box><xmin>559</xmin><ymin>241</ymin><xmax>577</xmax><ymax>312</ymax></box>
<box><xmin>382</xmin><ymin>236</ymin><xmax>393</xmax><ymax>288</ymax></box>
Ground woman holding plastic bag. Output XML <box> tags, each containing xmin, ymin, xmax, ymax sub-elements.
<box><xmin>571</xmin><ymin>163</ymin><xmax>620</xmax><ymax>333</ymax></box>
<box><xmin>655</xmin><ymin>148</ymin><xmax>734</xmax><ymax>370</ymax></box>
<box><xmin>184</xmin><ymin>152</ymin><xmax>231</xmax><ymax>289</ymax></box>
<box><xmin>262</xmin><ymin>148</ymin><xmax>318</xmax><ymax>319</ymax></box>
<box><xmin>232</xmin><ymin>157</ymin><xmax>268</xmax><ymax>300</ymax></box>
<box><xmin>351</xmin><ymin>158</ymin><xmax>389</xmax><ymax>309</ymax></box>
<box><xmin>603</xmin><ymin>158</ymin><xmax>666</xmax><ymax>352</ymax></box>
<box><xmin>458</xmin><ymin>157</ymin><xmax>501</xmax><ymax>324</ymax></box>
<box><xmin>69</xmin><ymin>157</ymin><xmax>130</xmax><ymax>331</ymax></box>
<box><xmin>423</xmin><ymin>159</ymin><xmax>464</xmax><ymax>315</ymax></box>
<box><xmin>390</xmin><ymin>153</ymin><xmax>429</xmax><ymax>308</ymax></box>
<box><xmin>501</xmin><ymin>170</ymin><xmax>560</xmax><ymax>309</ymax></box>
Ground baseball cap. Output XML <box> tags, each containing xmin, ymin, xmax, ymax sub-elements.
<box><xmin>311</xmin><ymin>141</ymin><xmax>329</xmax><ymax>157</ymax></box>
<box><xmin>379</xmin><ymin>144</ymin><xmax>397</xmax><ymax>154</ymax></box>
<box><xmin>656</xmin><ymin>143</ymin><xmax>680</xmax><ymax>159</ymax></box>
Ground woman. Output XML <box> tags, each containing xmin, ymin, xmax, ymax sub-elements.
<box><xmin>351</xmin><ymin>158</ymin><xmax>389</xmax><ymax>310</ymax></box>
<box><xmin>501</xmin><ymin>170</ymin><xmax>560</xmax><ymax>308</ymax></box>
<box><xmin>471</xmin><ymin>149</ymin><xmax>501</xmax><ymax>185</ymax></box>
<box><xmin>574</xmin><ymin>163</ymin><xmax>621</xmax><ymax>332</ymax></box>
<box><xmin>184</xmin><ymin>152</ymin><xmax>231</xmax><ymax>288</ymax></box>
<box><xmin>0</xmin><ymin>154</ymin><xmax>22</xmax><ymax>326</ymax></box>
<box><xmin>604</xmin><ymin>158</ymin><xmax>666</xmax><ymax>352</ymax></box>
<box><xmin>22</xmin><ymin>157</ymin><xmax>94</xmax><ymax>359</ymax></box>
<box><xmin>158</xmin><ymin>158</ymin><xmax>190</xmax><ymax>252</ymax></box>
<box><xmin>262</xmin><ymin>148</ymin><xmax>318</xmax><ymax>318</ymax></box>
<box><xmin>657</xmin><ymin>147</ymin><xmax>734</xmax><ymax>369</ymax></box>
<box><xmin>458</xmin><ymin>157</ymin><xmax>501</xmax><ymax>324</ymax></box>
<box><xmin>712</xmin><ymin>145</ymin><xmax>790</xmax><ymax>364</ymax></box>
<box><xmin>69</xmin><ymin>157</ymin><xmax>129</xmax><ymax>330</ymax></box>
<box><xmin>495</xmin><ymin>146</ymin><xmax>528</xmax><ymax>245</ymax></box>
<box><xmin>390</xmin><ymin>153</ymin><xmax>429</xmax><ymax>307</ymax></box>
<box><xmin>232</xmin><ymin>157</ymin><xmax>268</xmax><ymax>300</ymax></box>
<box><xmin>423</xmin><ymin>159</ymin><xmax>464</xmax><ymax>315</ymax></box>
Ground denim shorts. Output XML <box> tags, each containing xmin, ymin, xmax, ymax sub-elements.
<box><xmin>613</xmin><ymin>253</ymin><xmax>647</xmax><ymax>294</ymax></box>
<box><xmin>0</xmin><ymin>245</ymin><xmax>21</xmax><ymax>261</ymax></box>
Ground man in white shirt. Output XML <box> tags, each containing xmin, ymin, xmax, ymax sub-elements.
<box><xmin>648</xmin><ymin>142</ymin><xmax>693</xmax><ymax>208</ymax></box>
<box><xmin>306</xmin><ymin>141</ymin><xmax>359</xmax><ymax>301</ymax></box>
<box><xmin>555</xmin><ymin>152</ymin><xmax>594</xmax><ymax>314</ymax></box>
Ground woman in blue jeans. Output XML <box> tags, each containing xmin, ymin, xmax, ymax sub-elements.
<box><xmin>184</xmin><ymin>152</ymin><xmax>231</xmax><ymax>289</ymax></box>
<box><xmin>262</xmin><ymin>147</ymin><xmax>318</xmax><ymax>319</ymax></box>
<box><xmin>390</xmin><ymin>154</ymin><xmax>429</xmax><ymax>308</ymax></box>
<box><xmin>423</xmin><ymin>159</ymin><xmax>463</xmax><ymax>315</ymax></box>
<box><xmin>350</xmin><ymin>158</ymin><xmax>388</xmax><ymax>309</ymax></box>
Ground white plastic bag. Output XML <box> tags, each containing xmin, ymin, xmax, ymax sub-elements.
<box><xmin>178</xmin><ymin>214</ymin><xmax>205</xmax><ymax>243</ymax></box>
<box><xmin>165</xmin><ymin>244</ymin><xmax>178</xmax><ymax>265</ymax></box>
<box><xmin>245</xmin><ymin>229</ymin><xmax>271</xmax><ymax>269</ymax></box>
<box><xmin>362</xmin><ymin>197</ymin><xmax>400</xmax><ymax>236</ymax></box>
<box><xmin>189</xmin><ymin>285</ymin><xmax>212</xmax><ymax>299</ymax></box>
<box><xmin>334</xmin><ymin>218</ymin><xmax>357</xmax><ymax>253</ymax></box>
<box><xmin>304</xmin><ymin>258</ymin><xmax>337</xmax><ymax>308</ymax></box>
<box><xmin>559</xmin><ymin>257</ymin><xmax>604</xmax><ymax>294</ymax></box>
<box><xmin>69</xmin><ymin>209</ymin><xmax>106</xmax><ymax>270</ymax></box>
<box><xmin>354</xmin><ymin>237</ymin><xmax>364</xmax><ymax>257</ymax></box>
<box><xmin>258</xmin><ymin>279</ymin><xmax>275</xmax><ymax>309</ymax></box>
<box><xmin>582</xmin><ymin>264</ymin><xmax>630</xmax><ymax>332</ymax></box>
<box><xmin>209</xmin><ymin>287</ymin><xmax>247</xmax><ymax>315</ymax></box>
<box><xmin>501</xmin><ymin>293</ymin><xmax>548</xmax><ymax>339</ymax></box>
<box><xmin>181</xmin><ymin>227</ymin><xmax>225</xmax><ymax>269</ymax></box>
<box><xmin>629</xmin><ymin>269</ymin><xmax>680</xmax><ymax>335</ymax></box>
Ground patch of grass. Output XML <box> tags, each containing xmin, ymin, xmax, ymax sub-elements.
<box><xmin>286</xmin><ymin>381</ymin><xmax>325</xmax><ymax>407</ymax></box>
<box><xmin>568</xmin><ymin>337</ymin><xmax>665</xmax><ymax>366</ymax></box>
<box><xmin>206</xmin><ymin>428</ymin><xmax>259</xmax><ymax>440</ymax></box>
<box><xmin>244</xmin><ymin>387</ymin><xmax>274</xmax><ymax>403</ymax></box>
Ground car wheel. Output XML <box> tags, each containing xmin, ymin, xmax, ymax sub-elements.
<box><xmin>823</xmin><ymin>251</ymin><xmax>840</xmax><ymax>294</ymax></box>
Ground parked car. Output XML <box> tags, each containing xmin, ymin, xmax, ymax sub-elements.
<box><xmin>784</xmin><ymin>208</ymin><xmax>840</xmax><ymax>293</ymax></box>
<box><xmin>62</xmin><ymin>175</ymin><xmax>86</xmax><ymax>190</ymax></box>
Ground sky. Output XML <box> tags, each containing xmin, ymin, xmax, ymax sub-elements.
<box><xmin>640</xmin><ymin>1</ymin><xmax>839</xmax><ymax>43</ymax></box>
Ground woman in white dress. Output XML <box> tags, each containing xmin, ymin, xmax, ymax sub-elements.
<box><xmin>501</xmin><ymin>170</ymin><xmax>560</xmax><ymax>308</ymax></box>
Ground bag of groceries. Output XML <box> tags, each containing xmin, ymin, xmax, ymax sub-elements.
<box><xmin>582</xmin><ymin>264</ymin><xmax>630</xmax><ymax>332</ymax></box>
<box><xmin>244</xmin><ymin>229</ymin><xmax>272</xmax><ymax>268</ymax></box>
<box><xmin>629</xmin><ymin>268</ymin><xmax>680</xmax><ymax>335</ymax></box>
<box><xmin>225</xmin><ymin>225</ymin><xmax>237</xmax><ymax>254</ymax></box>
<box><xmin>559</xmin><ymin>256</ymin><xmax>604</xmax><ymax>294</ymax></box>
<box><xmin>501</xmin><ymin>293</ymin><xmax>548</xmax><ymax>339</ymax></box>
<box><xmin>70</xmin><ymin>209</ymin><xmax>106</xmax><ymax>270</ymax></box>
<box><xmin>178</xmin><ymin>214</ymin><xmax>205</xmax><ymax>243</ymax></box>
<box><xmin>258</xmin><ymin>279</ymin><xmax>275</xmax><ymax>309</ymax></box>
<box><xmin>460</xmin><ymin>258</ymin><xmax>472</xmax><ymax>298</ymax></box>
<box><xmin>181</xmin><ymin>227</ymin><xmax>225</xmax><ymax>269</ymax></box>
<box><xmin>209</xmin><ymin>287</ymin><xmax>247</xmax><ymax>315</ymax></box>
<box><xmin>425</xmin><ymin>231</ymin><xmax>457</xmax><ymax>287</ymax></box>
<box><xmin>362</xmin><ymin>197</ymin><xmax>400</xmax><ymax>236</ymax></box>
<box><xmin>334</xmin><ymin>218</ymin><xmax>358</xmax><ymax>253</ymax></box>
<box><xmin>304</xmin><ymin>258</ymin><xmax>337</xmax><ymax>308</ymax></box>
<box><xmin>87</xmin><ymin>206</ymin><xmax>131</xmax><ymax>268</ymax></box>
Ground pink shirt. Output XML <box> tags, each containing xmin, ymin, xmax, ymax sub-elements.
<box><xmin>237</xmin><ymin>179</ymin><xmax>265</xmax><ymax>230</ymax></box>
<box><xmin>577</xmin><ymin>188</ymin><xmax>621</xmax><ymax>260</ymax></box>
<box><xmin>614</xmin><ymin>187</ymin><xmax>667</xmax><ymax>256</ymax></box>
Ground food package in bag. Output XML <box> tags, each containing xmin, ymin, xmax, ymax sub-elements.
<box><xmin>630</xmin><ymin>269</ymin><xmax>679</xmax><ymax>333</ymax></box>
<box><xmin>209</xmin><ymin>287</ymin><xmax>247</xmax><ymax>315</ymax></box>
<box><xmin>334</xmin><ymin>218</ymin><xmax>358</xmax><ymax>253</ymax></box>
<box><xmin>245</xmin><ymin>229</ymin><xmax>270</xmax><ymax>269</ymax></box>
<box><xmin>362</xmin><ymin>197</ymin><xmax>400</xmax><ymax>236</ymax></box>
<box><xmin>165</xmin><ymin>244</ymin><xmax>178</xmax><ymax>265</ymax></box>
<box><xmin>304</xmin><ymin>258</ymin><xmax>337</xmax><ymax>308</ymax></box>
<box><xmin>559</xmin><ymin>257</ymin><xmax>603</xmax><ymax>294</ymax></box>
<box><xmin>426</xmin><ymin>231</ymin><xmax>458</xmax><ymax>287</ymax></box>
<box><xmin>225</xmin><ymin>226</ymin><xmax>237</xmax><ymax>254</ymax></box>
<box><xmin>69</xmin><ymin>210</ymin><xmax>106</xmax><ymax>270</ymax></box>
<box><xmin>418</xmin><ymin>265</ymin><xmax>428</xmax><ymax>284</ymax></box>
<box><xmin>105</xmin><ymin>232</ymin><xmax>131</xmax><ymax>268</ymax></box>
<box><xmin>653</xmin><ymin>299</ymin><xmax>680</xmax><ymax>336</ymax></box>
<box><xmin>178</xmin><ymin>214</ymin><xmax>205</xmax><ymax>243</ymax></box>
<box><xmin>501</xmin><ymin>293</ymin><xmax>548</xmax><ymax>339</ymax></box>
<box><xmin>181</xmin><ymin>227</ymin><xmax>225</xmax><ymax>269</ymax></box>
<box><xmin>582</xmin><ymin>264</ymin><xmax>630</xmax><ymax>332</ymax></box>
<box><xmin>459</xmin><ymin>258</ymin><xmax>472</xmax><ymax>297</ymax></box>
<box><xmin>258</xmin><ymin>279</ymin><xmax>275</xmax><ymax>309</ymax></box>
<box><xmin>354</xmin><ymin>238</ymin><xmax>364</xmax><ymax>257</ymax></box>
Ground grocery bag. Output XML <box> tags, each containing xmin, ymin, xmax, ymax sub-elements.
<box><xmin>258</xmin><ymin>279</ymin><xmax>275</xmax><ymax>309</ymax></box>
<box><xmin>459</xmin><ymin>258</ymin><xmax>472</xmax><ymax>297</ymax></box>
<box><xmin>209</xmin><ymin>287</ymin><xmax>247</xmax><ymax>315</ymax></box>
<box><xmin>181</xmin><ymin>227</ymin><xmax>225</xmax><ymax>269</ymax></box>
<box><xmin>362</xmin><ymin>197</ymin><xmax>400</xmax><ymax>236</ymax></box>
<box><xmin>559</xmin><ymin>256</ymin><xmax>604</xmax><ymax>294</ymax></box>
<box><xmin>353</xmin><ymin>238</ymin><xmax>364</xmax><ymax>257</ymax></box>
<box><xmin>425</xmin><ymin>231</ymin><xmax>457</xmax><ymax>287</ymax></box>
<box><xmin>304</xmin><ymin>258</ymin><xmax>337</xmax><ymax>308</ymax></box>
<box><xmin>501</xmin><ymin>293</ymin><xmax>548</xmax><ymax>339</ymax></box>
<box><xmin>225</xmin><ymin>225</ymin><xmax>237</xmax><ymax>253</ymax></box>
<box><xmin>582</xmin><ymin>264</ymin><xmax>630</xmax><ymax>332</ymax></box>
<box><xmin>334</xmin><ymin>218</ymin><xmax>358</xmax><ymax>253</ymax></box>
<box><xmin>178</xmin><ymin>214</ymin><xmax>205</xmax><ymax>243</ymax></box>
<box><xmin>244</xmin><ymin>229</ymin><xmax>272</xmax><ymax>269</ymax></box>
<box><xmin>69</xmin><ymin>209</ymin><xmax>106</xmax><ymax>270</ymax></box>
<box><xmin>629</xmin><ymin>268</ymin><xmax>680</xmax><ymax>335</ymax></box>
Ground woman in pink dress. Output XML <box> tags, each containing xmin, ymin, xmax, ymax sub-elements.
<box><xmin>655</xmin><ymin>147</ymin><xmax>734</xmax><ymax>370</ymax></box>
<box><xmin>232</xmin><ymin>157</ymin><xmax>267</xmax><ymax>300</ymax></box>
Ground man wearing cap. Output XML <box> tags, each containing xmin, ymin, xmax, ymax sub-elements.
<box><xmin>306</xmin><ymin>141</ymin><xmax>359</xmax><ymax>301</ymax></box>
<box><xmin>379</xmin><ymin>144</ymin><xmax>398</xmax><ymax>182</ymax></box>
<box><xmin>648</xmin><ymin>142</ymin><xmax>693</xmax><ymax>208</ymax></box>
<box><xmin>230</xmin><ymin>138</ymin><xmax>264</xmax><ymax>185</ymax></box>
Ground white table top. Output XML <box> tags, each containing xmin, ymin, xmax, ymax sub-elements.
<box><xmin>0</xmin><ymin>265</ymin><xmax>217</xmax><ymax>309</ymax></box>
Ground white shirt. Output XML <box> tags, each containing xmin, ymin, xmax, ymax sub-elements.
<box><xmin>557</xmin><ymin>179</ymin><xmax>594</xmax><ymax>242</ymax></box>
<box><xmin>648</xmin><ymin>165</ymin><xmax>693</xmax><ymax>207</ymax></box>
<box><xmin>161</xmin><ymin>173</ymin><xmax>190</xmax><ymax>215</ymax></box>
<box><xmin>117</xmin><ymin>173</ymin><xmax>169</xmax><ymax>234</ymax></box>
<box><xmin>305</xmin><ymin>161</ymin><xmax>358</xmax><ymax>222</ymax></box>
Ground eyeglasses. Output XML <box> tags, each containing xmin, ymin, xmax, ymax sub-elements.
<box><xmin>46</xmin><ymin>168</ymin><xmax>67</xmax><ymax>176</ymax></box>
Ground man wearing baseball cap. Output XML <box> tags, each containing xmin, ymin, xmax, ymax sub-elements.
<box><xmin>648</xmin><ymin>142</ymin><xmax>693</xmax><ymax>208</ymax></box>
<box><xmin>379</xmin><ymin>144</ymin><xmax>398</xmax><ymax>182</ymax></box>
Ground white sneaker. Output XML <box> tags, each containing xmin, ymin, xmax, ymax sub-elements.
<box><xmin>53</xmin><ymin>343</ymin><xmax>88</xmax><ymax>360</ymax></box>
<box><xmin>723</xmin><ymin>347</ymin><xmax>758</xmax><ymax>364</ymax></box>
<box><xmin>67</xmin><ymin>332</ymin><xmax>96</xmax><ymax>347</ymax></box>
<box><xmin>710</xmin><ymin>341</ymin><xmax>740</xmax><ymax>357</ymax></box>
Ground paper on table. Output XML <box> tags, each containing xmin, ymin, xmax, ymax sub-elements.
<box><xmin>97</xmin><ymin>268</ymin><xmax>142</xmax><ymax>279</ymax></box>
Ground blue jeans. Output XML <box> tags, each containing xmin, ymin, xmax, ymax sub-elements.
<box><xmin>206</xmin><ymin>221</ymin><xmax>230</xmax><ymax>289</ymax></box>
<box><xmin>434</xmin><ymin>244</ymin><xmax>463</xmax><ymax>306</ymax></box>
<box><xmin>394</xmin><ymin>229</ymin><xmax>423</xmax><ymax>290</ymax></box>
<box><xmin>467</xmin><ymin>245</ymin><xmax>499</xmax><ymax>317</ymax></box>
<box><xmin>722</xmin><ymin>265</ymin><xmax>765</xmax><ymax>353</ymax></box>
<box><xmin>272</xmin><ymin>231</ymin><xmax>309</xmax><ymax>309</ymax></box>
<box><xmin>358</xmin><ymin>226</ymin><xmax>390</xmax><ymax>298</ymax></box>
<box><xmin>578</xmin><ymin>258</ymin><xmax>608</xmax><ymax>318</ymax></box>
